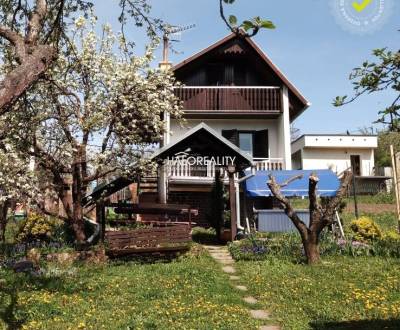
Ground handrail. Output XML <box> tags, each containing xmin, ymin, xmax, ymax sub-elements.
<box><xmin>174</xmin><ymin>86</ymin><xmax>281</xmax><ymax>89</ymax></box>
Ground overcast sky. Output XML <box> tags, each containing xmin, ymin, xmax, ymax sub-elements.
<box><xmin>95</xmin><ymin>0</ymin><xmax>399</xmax><ymax>135</ymax></box>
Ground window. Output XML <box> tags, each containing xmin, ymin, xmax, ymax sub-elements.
<box><xmin>222</xmin><ymin>129</ymin><xmax>269</xmax><ymax>158</ymax></box>
<box><xmin>239</xmin><ymin>133</ymin><xmax>254</xmax><ymax>156</ymax></box>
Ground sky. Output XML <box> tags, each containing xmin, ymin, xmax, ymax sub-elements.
<box><xmin>94</xmin><ymin>0</ymin><xmax>399</xmax><ymax>135</ymax></box>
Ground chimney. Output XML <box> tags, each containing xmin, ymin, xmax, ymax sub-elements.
<box><xmin>159</xmin><ymin>34</ymin><xmax>172</xmax><ymax>71</ymax></box>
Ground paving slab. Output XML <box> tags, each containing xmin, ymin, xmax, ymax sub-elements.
<box><xmin>250</xmin><ymin>310</ymin><xmax>270</xmax><ymax>320</ymax></box>
<box><xmin>229</xmin><ymin>275</ymin><xmax>240</xmax><ymax>280</ymax></box>
<box><xmin>203</xmin><ymin>246</ymin><xmax>226</xmax><ymax>251</ymax></box>
<box><xmin>222</xmin><ymin>266</ymin><xmax>236</xmax><ymax>274</ymax></box>
<box><xmin>210</xmin><ymin>254</ymin><xmax>233</xmax><ymax>260</ymax></box>
<box><xmin>216</xmin><ymin>259</ymin><xmax>234</xmax><ymax>265</ymax></box>
<box><xmin>235</xmin><ymin>285</ymin><xmax>248</xmax><ymax>291</ymax></box>
<box><xmin>259</xmin><ymin>326</ymin><xmax>280</xmax><ymax>330</ymax></box>
<box><xmin>243</xmin><ymin>296</ymin><xmax>258</xmax><ymax>304</ymax></box>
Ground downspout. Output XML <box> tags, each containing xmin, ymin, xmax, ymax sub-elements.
<box><xmin>235</xmin><ymin>166</ymin><xmax>256</xmax><ymax>232</ymax></box>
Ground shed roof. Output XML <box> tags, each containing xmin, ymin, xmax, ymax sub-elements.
<box><xmin>291</xmin><ymin>134</ymin><xmax>378</xmax><ymax>154</ymax></box>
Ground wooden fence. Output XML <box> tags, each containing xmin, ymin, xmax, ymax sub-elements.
<box><xmin>105</xmin><ymin>222</ymin><xmax>191</xmax><ymax>256</ymax></box>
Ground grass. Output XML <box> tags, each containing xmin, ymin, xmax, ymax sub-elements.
<box><xmin>236</xmin><ymin>256</ymin><xmax>400</xmax><ymax>329</ymax></box>
<box><xmin>0</xmin><ymin>248</ymin><xmax>262</xmax><ymax>330</ymax></box>
<box><xmin>341</xmin><ymin>212</ymin><xmax>397</xmax><ymax>233</ymax></box>
<box><xmin>290</xmin><ymin>193</ymin><xmax>395</xmax><ymax>210</ymax></box>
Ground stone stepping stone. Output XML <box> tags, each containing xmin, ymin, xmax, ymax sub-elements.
<box><xmin>222</xmin><ymin>266</ymin><xmax>236</xmax><ymax>274</ymax></box>
<box><xmin>259</xmin><ymin>326</ymin><xmax>280</xmax><ymax>330</ymax></box>
<box><xmin>216</xmin><ymin>259</ymin><xmax>234</xmax><ymax>265</ymax></box>
<box><xmin>210</xmin><ymin>253</ymin><xmax>232</xmax><ymax>259</ymax></box>
<box><xmin>229</xmin><ymin>275</ymin><xmax>240</xmax><ymax>280</ymax></box>
<box><xmin>243</xmin><ymin>296</ymin><xmax>258</xmax><ymax>304</ymax></box>
<box><xmin>204</xmin><ymin>246</ymin><xmax>225</xmax><ymax>251</ymax></box>
<box><xmin>250</xmin><ymin>310</ymin><xmax>270</xmax><ymax>320</ymax></box>
<box><xmin>235</xmin><ymin>285</ymin><xmax>248</xmax><ymax>291</ymax></box>
<box><xmin>210</xmin><ymin>254</ymin><xmax>233</xmax><ymax>259</ymax></box>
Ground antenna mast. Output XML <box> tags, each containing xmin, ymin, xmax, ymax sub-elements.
<box><xmin>160</xmin><ymin>24</ymin><xmax>196</xmax><ymax>70</ymax></box>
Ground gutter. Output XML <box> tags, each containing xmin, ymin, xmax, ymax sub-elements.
<box><xmin>235</xmin><ymin>167</ymin><xmax>256</xmax><ymax>232</ymax></box>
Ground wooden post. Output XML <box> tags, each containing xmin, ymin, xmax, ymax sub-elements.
<box><xmin>96</xmin><ymin>200</ymin><xmax>106</xmax><ymax>243</ymax></box>
<box><xmin>158</xmin><ymin>165</ymin><xmax>167</xmax><ymax>204</ymax></box>
<box><xmin>390</xmin><ymin>145</ymin><xmax>400</xmax><ymax>232</ymax></box>
<box><xmin>101</xmin><ymin>202</ymin><xmax>106</xmax><ymax>242</ymax></box>
<box><xmin>352</xmin><ymin>173</ymin><xmax>359</xmax><ymax>219</ymax></box>
<box><xmin>227</xmin><ymin>165</ymin><xmax>237</xmax><ymax>241</ymax></box>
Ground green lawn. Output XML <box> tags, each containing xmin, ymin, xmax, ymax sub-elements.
<box><xmin>236</xmin><ymin>256</ymin><xmax>400</xmax><ymax>330</ymax></box>
<box><xmin>0</xmin><ymin>249</ymin><xmax>262</xmax><ymax>330</ymax></box>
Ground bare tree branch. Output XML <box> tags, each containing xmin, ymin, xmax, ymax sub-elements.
<box><xmin>267</xmin><ymin>175</ymin><xmax>309</xmax><ymax>239</ymax></box>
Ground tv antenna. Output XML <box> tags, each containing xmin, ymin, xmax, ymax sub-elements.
<box><xmin>162</xmin><ymin>23</ymin><xmax>196</xmax><ymax>64</ymax></box>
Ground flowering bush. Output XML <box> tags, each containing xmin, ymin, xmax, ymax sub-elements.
<box><xmin>350</xmin><ymin>217</ymin><xmax>382</xmax><ymax>242</ymax></box>
<box><xmin>16</xmin><ymin>214</ymin><xmax>61</xmax><ymax>243</ymax></box>
<box><xmin>373</xmin><ymin>231</ymin><xmax>400</xmax><ymax>258</ymax></box>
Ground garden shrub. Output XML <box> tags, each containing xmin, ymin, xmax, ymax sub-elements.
<box><xmin>229</xmin><ymin>233</ymin><xmax>303</xmax><ymax>261</ymax></box>
<box><xmin>16</xmin><ymin>213</ymin><xmax>61</xmax><ymax>243</ymax></box>
<box><xmin>372</xmin><ymin>230</ymin><xmax>400</xmax><ymax>257</ymax></box>
<box><xmin>350</xmin><ymin>216</ymin><xmax>382</xmax><ymax>242</ymax></box>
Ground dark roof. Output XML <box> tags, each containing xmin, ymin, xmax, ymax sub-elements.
<box><xmin>151</xmin><ymin>122</ymin><xmax>253</xmax><ymax>171</ymax></box>
<box><xmin>82</xmin><ymin>177</ymin><xmax>136</xmax><ymax>206</ymax></box>
<box><xmin>173</xmin><ymin>32</ymin><xmax>310</xmax><ymax>120</ymax></box>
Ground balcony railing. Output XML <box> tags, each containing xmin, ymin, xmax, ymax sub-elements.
<box><xmin>174</xmin><ymin>86</ymin><xmax>282</xmax><ymax>112</ymax></box>
<box><xmin>167</xmin><ymin>158</ymin><xmax>285</xmax><ymax>180</ymax></box>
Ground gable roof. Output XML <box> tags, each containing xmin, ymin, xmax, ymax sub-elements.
<box><xmin>173</xmin><ymin>32</ymin><xmax>310</xmax><ymax>115</ymax></box>
<box><xmin>151</xmin><ymin>122</ymin><xmax>253</xmax><ymax>170</ymax></box>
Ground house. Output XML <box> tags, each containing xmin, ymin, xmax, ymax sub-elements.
<box><xmin>291</xmin><ymin>134</ymin><xmax>378</xmax><ymax>176</ymax></box>
<box><xmin>144</xmin><ymin>31</ymin><xmax>311</xmax><ymax>227</ymax></box>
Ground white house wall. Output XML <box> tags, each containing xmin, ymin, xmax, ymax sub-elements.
<box><xmin>170</xmin><ymin>118</ymin><xmax>285</xmax><ymax>161</ymax></box>
<box><xmin>301</xmin><ymin>148</ymin><xmax>375</xmax><ymax>176</ymax></box>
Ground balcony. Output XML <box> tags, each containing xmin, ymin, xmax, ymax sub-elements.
<box><xmin>174</xmin><ymin>86</ymin><xmax>282</xmax><ymax>112</ymax></box>
<box><xmin>167</xmin><ymin>158</ymin><xmax>285</xmax><ymax>181</ymax></box>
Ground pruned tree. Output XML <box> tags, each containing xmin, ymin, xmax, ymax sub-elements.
<box><xmin>1</xmin><ymin>17</ymin><xmax>182</xmax><ymax>245</ymax></box>
<box><xmin>334</xmin><ymin>46</ymin><xmax>400</xmax><ymax>132</ymax></box>
<box><xmin>219</xmin><ymin>0</ymin><xmax>275</xmax><ymax>37</ymax></box>
<box><xmin>267</xmin><ymin>171</ymin><xmax>353</xmax><ymax>264</ymax></box>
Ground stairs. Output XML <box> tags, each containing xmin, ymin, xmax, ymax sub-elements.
<box><xmin>140</xmin><ymin>177</ymin><xmax>158</xmax><ymax>194</ymax></box>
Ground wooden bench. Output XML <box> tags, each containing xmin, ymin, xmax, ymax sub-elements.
<box><xmin>105</xmin><ymin>223</ymin><xmax>192</xmax><ymax>257</ymax></box>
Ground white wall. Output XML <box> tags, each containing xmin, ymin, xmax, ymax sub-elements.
<box><xmin>292</xmin><ymin>135</ymin><xmax>378</xmax><ymax>154</ymax></box>
<box><xmin>170</xmin><ymin>118</ymin><xmax>285</xmax><ymax>160</ymax></box>
<box><xmin>301</xmin><ymin>148</ymin><xmax>375</xmax><ymax>176</ymax></box>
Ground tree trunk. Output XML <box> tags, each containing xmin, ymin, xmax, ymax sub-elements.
<box><xmin>0</xmin><ymin>45</ymin><xmax>56</xmax><ymax>114</ymax></box>
<box><xmin>71</xmin><ymin>160</ymin><xmax>86</xmax><ymax>245</ymax></box>
<box><xmin>303</xmin><ymin>234</ymin><xmax>320</xmax><ymax>265</ymax></box>
<box><xmin>0</xmin><ymin>200</ymin><xmax>10</xmax><ymax>242</ymax></box>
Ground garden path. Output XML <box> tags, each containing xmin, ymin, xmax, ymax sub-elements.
<box><xmin>203</xmin><ymin>245</ymin><xmax>281</xmax><ymax>330</ymax></box>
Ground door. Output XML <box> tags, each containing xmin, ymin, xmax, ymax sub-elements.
<box><xmin>350</xmin><ymin>155</ymin><xmax>361</xmax><ymax>176</ymax></box>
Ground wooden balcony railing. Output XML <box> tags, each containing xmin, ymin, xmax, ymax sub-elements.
<box><xmin>167</xmin><ymin>158</ymin><xmax>285</xmax><ymax>180</ymax></box>
<box><xmin>174</xmin><ymin>86</ymin><xmax>282</xmax><ymax>112</ymax></box>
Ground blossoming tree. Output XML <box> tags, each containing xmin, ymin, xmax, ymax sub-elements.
<box><xmin>1</xmin><ymin>18</ymin><xmax>182</xmax><ymax>244</ymax></box>
<box><xmin>0</xmin><ymin>142</ymin><xmax>40</xmax><ymax>242</ymax></box>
